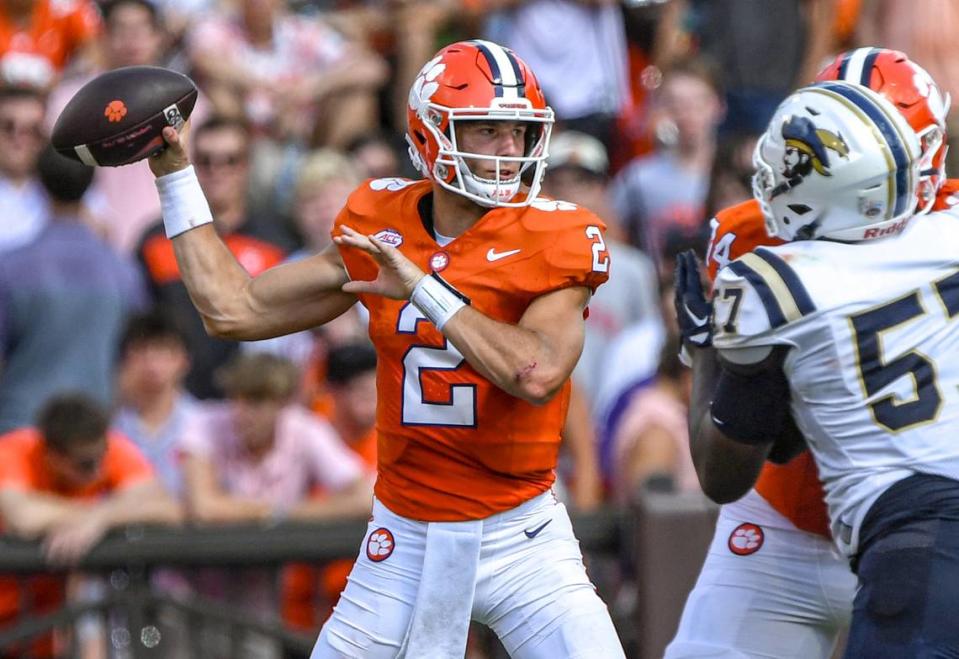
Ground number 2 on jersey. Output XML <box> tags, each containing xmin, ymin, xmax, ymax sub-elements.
<box><xmin>586</xmin><ymin>225</ymin><xmax>609</xmax><ymax>273</ymax></box>
<box><xmin>397</xmin><ymin>303</ymin><xmax>476</xmax><ymax>427</ymax></box>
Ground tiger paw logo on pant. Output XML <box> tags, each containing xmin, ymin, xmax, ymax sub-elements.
<box><xmin>728</xmin><ymin>522</ymin><xmax>764</xmax><ymax>556</ymax></box>
<box><xmin>367</xmin><ymin>528</ymin><xmax>395</xmax><ymax>562</ymax></box>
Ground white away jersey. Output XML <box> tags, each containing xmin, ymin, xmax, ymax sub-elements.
<box><xmin>712</xmin><ymin>209</ymin><xmax>959</xmax><ymax>556</ymax></box>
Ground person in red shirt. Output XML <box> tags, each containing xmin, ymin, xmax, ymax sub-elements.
<box><xmin>0</xmin><ymin>393</ymin><xmax>181</xmax><ymax>657</ymax></box>
<box><xmin>0</xmin><ymin>0</ymin><xmax>99</xmax><ymax>89</ymax></box>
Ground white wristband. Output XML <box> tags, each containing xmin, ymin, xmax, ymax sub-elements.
<box><xmin>410</xmin><ymin>274</ymin><xmax>468</xmax><ymax>331</ymax></box>
<box><xmin>155</xmin><ymin>166</ymin><xmax>214</xmax><ymax>239</ymax></box>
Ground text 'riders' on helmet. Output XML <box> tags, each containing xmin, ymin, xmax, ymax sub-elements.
<box><xmin>816</xmin><ymin>47</ymin><xmax>950</xmax><ymax>214</ymax></box>
<box><xmin>753</xmin><ymin>80</ymin><xmax>922</xmax><ymax>243</ymax></box>
<box><xmin>405</xmin><ymin>40</ymin><xmax>554</xmax><ymax>208</ymax></box>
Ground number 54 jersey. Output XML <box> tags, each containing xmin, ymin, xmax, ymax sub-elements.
<box><xmin>334</xmin><ymin>178</ymin><xmax>610</xmax><ymax>522</ymax></box>
<box><xmin>712</xmin><ymin>208</ymin><xmax>959</xmax><ymax>557</ymax></box>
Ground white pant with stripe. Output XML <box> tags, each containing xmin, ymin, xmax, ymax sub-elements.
<box><xmin>310</xmin><ymin>490</ymin><xmax>625</xmax><ymax>658</ymax></box>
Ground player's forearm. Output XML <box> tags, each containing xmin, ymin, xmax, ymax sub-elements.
<box><xmin>173</xmin><ymin>233</ymin><xmax>355</xmax><ymax>340</ymax></box>
<box><xmin>687</xmin><ymin>346</ymin><xmax>768</xmax><ymax>503</ymax></box>
<box><xmin>443</xmin><ymin>307</ymin><xmax>574</xmax><ymax>405</ymax></box>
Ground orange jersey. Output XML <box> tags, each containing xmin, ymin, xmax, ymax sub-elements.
<box><xmin>335</xmin><ymin>179</ymin><xmax>609</xmax><ymax>521</ymax></box>
<box><xmin>0</xmin><ymin>0</ymin><xmax>99</xmax><ymax>80</ymax></box>
<box><xmin>706</xmin><ymin>181</ymin><xmax>959</xmax><ymax>537</ymax></box>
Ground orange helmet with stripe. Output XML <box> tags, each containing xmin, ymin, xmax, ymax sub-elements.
<box><xmin>816</xmin><ymin>47</ymin><xmax>950</xmax><ymax>214</ymax></box>
<box><xmin>405</xmin><ymin>40</ymin><xmax>554</xmax><ymax>208</ymax></box>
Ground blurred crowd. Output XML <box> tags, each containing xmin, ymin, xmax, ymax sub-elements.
<box><xmin>1</xmin><ymin>0</ymin><xmax>958</xmax><ymax>655</ymax></box>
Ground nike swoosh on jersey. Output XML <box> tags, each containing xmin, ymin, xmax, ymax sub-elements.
<box><xmin>524</xmin><ymin>519</ymin><xmax>552</xmax><ymax>539</ymax></box>
<box><xmin>487</xmin><ymin>248</ymin><xmax>522</xmax><ymax>262</ymax></box>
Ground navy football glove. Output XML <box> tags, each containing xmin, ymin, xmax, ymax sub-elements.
<box><xmin>674</xmin><ymin>249</ymin><xmax>713</xmax><ymax>350</ymax></box>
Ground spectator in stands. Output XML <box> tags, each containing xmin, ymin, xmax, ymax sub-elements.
<box><xmin>179</xmin><ymin>352</ymin><xmax>372</xmax><ymax>648</ymax></box>
<box><xmin>47</xmin><ymin>0</ymin><xmax>177</xmax><ymax>255</ymax></box>
<box><xmin>0</xmin><ymin>145</ymin><xmax>146</xmax><ymax>432</ymax></box>
<box><xmin>0</xmin><ymin>0</ymin><xmax>100</xmax><ymax>90</ymax></box>
<box><xmin>114</xmin><ymin>310</ymin><xmax>196</xmax><ymax>496</ymax></box>
<box><xmin>476</xmin><ymin>0</ymin><xmax>630</xmax><ymax>152</ymax></box>
<box><xmin>543</xmin><ymin>131</ymin><xmax>661</xmax><ymax>413</ymax></box>
<box><xmin>136</xmin><ymin>117</ymin><xmax>288</xmax><ymax>399</ymax></box>
<box><xmin>610</xmin><ymin>57</ymin><xmax>724</xmax><ymax>267</ymax></box>
<box><xmin>654</xmin><ymin>0</ymin><xmax>837</xmax><ymax>135</ymax></box>
<box><xmin>282</xmin><ymin>342</ymin><xmax>378</xmax><ymax>632</ymax></box>
<box><xmin>324</xmin><ymin>342</ymin><xmax>378</xmax><ymax>466</ymax></box>
<box><xmin>181</xmin><ymin>352</ymin><xmax>372</xmax><ymax>526</ymax></box>
<box><xmin>186</xmin><ymin>0</ymin><xmax>387</xmax><ymax>149</ymax></box>
<box><xmin>610</xmin><ymin>334</ymin><xmax>698</xmax><ymax>501</ymax></box>
<box><xmin>703</xmin><ymin>132</ymin><xmax>758</xmax><ymax>220</ymax></box>
<box><xmin>0</xmin><ymin>394</ymin><xmax>181</xmax><ymax>657</ymax></box>
<box><xmin>0</xmin><ymin>86</ymin><xmax>49</xmax><ymax>251</ymax></box>
<box><xmin>346</xmin><ymin>131</ymin><xmax>404</xmax><ymax>180</ymax></box>
<box><xmin>290</xmin><ymin>149</ymin><xmax>363</xmax><ymax>259</ymax></box>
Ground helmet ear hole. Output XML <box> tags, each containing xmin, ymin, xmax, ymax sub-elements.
<box><xmin>414</xmin><ymin>130</ymin><xmax>427</xmax><ymax>145</ymax></box>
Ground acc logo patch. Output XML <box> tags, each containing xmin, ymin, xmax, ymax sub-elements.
<box><xmin>366</xmin><ymin>527</ymin><xmax>395</xmax><ymax>562</ymax></box>
<box><xmin>728</xmin><ymin>522</ymin><xmax>764</xmax><ymax>556</ymax></box>
<box><xmin>104</xmin><ymin>100</ymin><xmax>127</xmax><ymax>123</ymax></box>
<box><xmin>373</xmin><ymin>228</ymin><xmax>403</xmax><ymax>247</ymax></box>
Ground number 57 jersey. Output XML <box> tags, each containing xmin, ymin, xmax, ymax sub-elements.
<box><xmin>334</xmin><ymin>179</ymin><xmax>610</xmax><ymax>522</ymax></box>
<box><xmin>712</xmin><ymin>208</ymin><xmax>959</xmax><ymax>557</ymax></box>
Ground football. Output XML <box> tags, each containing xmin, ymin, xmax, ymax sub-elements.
<box><xmin>52</xmin><ymin>66</ymin><xmax>198</xmax><ymax>167</ymax></box>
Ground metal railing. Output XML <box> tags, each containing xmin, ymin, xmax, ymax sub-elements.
<box><xmin>0</xmin><ymin>508</ymin><xmax>629</xmax><ymax>658</ymax></box>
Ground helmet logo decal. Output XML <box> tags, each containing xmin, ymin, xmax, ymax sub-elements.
<box><xmin>409</xmin><ymin>55</ymin><xmax>446</xmax><ymax>115</ymax></box>
<box><xmin>781</xmin><ymin>115</ymin><xmax>850</xmax><ymax>180</ymax></box>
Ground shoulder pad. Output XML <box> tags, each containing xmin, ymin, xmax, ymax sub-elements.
<box><xmin>713</xmin><ymin>247</ymin><xmax>814</xmax><ymax>352</ymax></box>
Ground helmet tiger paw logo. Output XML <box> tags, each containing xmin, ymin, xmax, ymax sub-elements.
<box><xmin>104</xmin><ymin>100</ymin><xmax>127</xmax><ymax>123</ymax></box>
<box><xmin>728</xmin><ymin>522</ymin><xmax>764</xmax><ymax>556</ymax></box>
<box><xmin>408</xmin><ymin>55</ymin><xmax>445</xmax><ymax>114</ymax></box>
<box><xmin>366</xmin><ymin>527</ymin><xmax>395</xmax><ymax>562</ymax></box>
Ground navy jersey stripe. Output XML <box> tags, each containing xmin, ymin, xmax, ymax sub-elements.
<box><xmin>727</xmin><ymin>260</ymin><xmax>788</xmax><ymax>328</ymax></box>
<box><xmin>753</xmin><ymin>248</ymin><xmax>817</xmax><ymax>316</ymax></box>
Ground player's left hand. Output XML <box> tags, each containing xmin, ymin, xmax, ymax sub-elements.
<box><xmin>674</xmin><ymin>249</ymin><xmax>713</xmax><ymax>353</ymax></box>
<box><xmin>335</xmin><ymin>225</ymin><xmax>427</xmax><ymax>299</ymax></box>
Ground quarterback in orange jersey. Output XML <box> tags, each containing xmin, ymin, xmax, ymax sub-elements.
<box><xmin>667</xmin><ymin>48</ymin><xmax>952</xmax><ymax>659</ymax></box>
<box><xmin>147</xmin><ymin>39</ymin><xmax>625</xmax><ymax>658</ymax></box>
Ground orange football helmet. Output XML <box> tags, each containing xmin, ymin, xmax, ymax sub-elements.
<box><xmin>816</xmin><ymin>47</ymin><xmax>950</xmax><ymax>214</ymax></box>
<box><xmin>406</xmin><ymin>40</ymin><xmax>554</xmax><ymax>208</ymax></box>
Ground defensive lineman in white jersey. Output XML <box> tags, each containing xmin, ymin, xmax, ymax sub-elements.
<box><xmin>677</xmin><ymin>80</ymin><xmax>959</xmax><ymax>657</ymax></box>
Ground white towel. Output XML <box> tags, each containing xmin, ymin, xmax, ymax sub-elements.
<box><xmin>400</xmin><ymin>519</ymin><xmax>483</xmax><ymax>658</ymax></box>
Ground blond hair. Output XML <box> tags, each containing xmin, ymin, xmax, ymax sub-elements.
<box><xmin>295</xmin><ymin>149</ymin><xmax>363</xmax><ymax>199</ymax></box>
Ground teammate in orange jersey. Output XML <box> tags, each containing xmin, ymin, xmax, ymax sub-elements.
<box><xmin>148</xmin><ymin>39</ymin><xmax>624</xmax><ymax>658</ymax></box>
<box><xmin>666</xmin><ymin>48</ymin><xmax>952</xmax><ymax>658</ymax></box>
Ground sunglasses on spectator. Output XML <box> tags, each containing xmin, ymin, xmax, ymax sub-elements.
<box><xmin>195</xmin><ymin>151</ymin><xmax>247</xmax><ymax>170</ymax></box>
<box><xmin>0</xmin><ymin>118</ymin><xmax>44</xmax><ymax>140</ymax></box>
